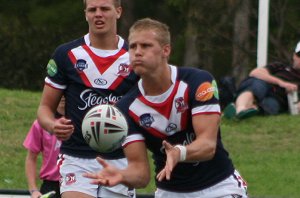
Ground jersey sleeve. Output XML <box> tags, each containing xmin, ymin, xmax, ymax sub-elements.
<box><xmin>23</xmin><ymin>120</ymin><xmax>43</xmax><ymax>153</ymax></box>
<box><xmin>186</xmin><ymin>68</ymin><xmax>221</xmax><ymax>115</ymax></box>
<box><xmin>44</xmin><ymin>44</ymin><xmax>68</xmax><ymax>90</ymax></box>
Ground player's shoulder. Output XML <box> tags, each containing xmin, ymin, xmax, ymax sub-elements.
<box><xmin>177</xmin><ymin>66</ymin><xmax>214</xmax><ymax>81</ymax></box>
<box><xmin>116</xmin><ymin>85</ymin><xmax>140</xmax><ymax>108</ymax></box>
<box><xmin>54</xmin><ymin>36</ymin><xmax>85</xmax><ymax>54</ymax></box>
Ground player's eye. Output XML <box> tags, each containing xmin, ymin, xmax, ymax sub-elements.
<box><xmin>129</xmin><ymin>44</ymin><xmax>136</xmax><ymax>49</ymax></box>
<box><xmin>141</xmin><ymin>43</ymin><xmax>152</xmax><ymax>48</ymax></box>
<box><xmin>86</xmin><ymin>7</ymin><xmax>96</xmax><ymax>12</ymax></box>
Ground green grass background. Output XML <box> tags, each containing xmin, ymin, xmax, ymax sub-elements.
<box><xmin>0</xmin><ymin>88</ymin><xmax>299</xmax><ymax>197</ymax></box>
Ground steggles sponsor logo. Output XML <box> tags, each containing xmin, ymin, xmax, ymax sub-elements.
<box><xmin>78</xmin><ymin>89</ymin><xmax>122</xmax><ymax>110</ymax></box>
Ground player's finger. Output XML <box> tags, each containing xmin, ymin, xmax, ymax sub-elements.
<box><xmin>162</xmin><ymin>140</ymin><xmax>172</xmax><ymax>150</ymax></box>
<box><xmin>82</xmin><ymin>172</ymin><xmax>99</xmax><ymax>179</ymax></box>
<box><xmin>55</xmin><ymin>131</ymin><xmax>72</xmax><ymax>141</ymax></box>
<box><xmin>92</xmin><ymin>178</ymin><xmax>109</xmax><ymax>185</ymax></box>
<box><xmin>96</xmin><ymin>157</ymin><xmax>108</xmax><ymax>167</ymax></box>
<box><xmin>156</xmin><ymin>168</ymin><xmax>166</xmax><ymax>181</ymax></box>
<box><xmin>60</xmin><ymin>117</ymin><xmax>72</xmax><ymax>124</ymax></box>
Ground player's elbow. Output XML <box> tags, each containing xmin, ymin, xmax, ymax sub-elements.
<box><xmin>140</xmin><ymin>176</ymin><xmax>151</xmax><ymax>188</ymax></box>
<box><xmin>206</xmin><ymin>146</ymin><xmax>216</xmax><ymax>160</ymax></box>
<box><xmin>203</xmin><ymin>141</ymin><xmax>217</xmax><ymax>161</ymax></box>
<box><xmin>125</xmin><ymin>165</ymin><xmax>150</xmax><ymax>188</ymax></box>
<box><xmin>137</xmin><ymin>171</ymin><xmax>151</xmax><ymax>188</ymax></box>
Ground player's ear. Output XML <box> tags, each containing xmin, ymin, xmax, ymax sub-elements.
<box><xmin>116</xmin><ymin>7</ymin><xmax>122</xmax><ymax>19</ymax></box>
<box><xmin>162</xmin><ymin>44</ymin><xmax>171</xmax><ymax>58</ymax></box>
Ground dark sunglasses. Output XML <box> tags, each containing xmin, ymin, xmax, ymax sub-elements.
<box><xmin>296</xmin><ymin>51</ymin><xmax>300</xmax><ymax>57</ymax></box>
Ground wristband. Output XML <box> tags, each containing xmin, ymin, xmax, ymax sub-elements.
<box><xmin>30</xmin><ymin>189</ymin><xmax>39</xmax><ymax>194</ymax></box>
<box><xmin>174</xmin><ymin>145</ymin><xmax>187</xmax><ymax>161</ymax></box>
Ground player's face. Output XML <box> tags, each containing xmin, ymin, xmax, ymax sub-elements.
<box><xmin>129</xmin><ymin>30</ymin><xmax>170</xmax><ymax>77</ymax></box>
<box><xmin>85</xmin><ymin>0</ymin><xmax>121</xmax><ymax>36</ymax></box>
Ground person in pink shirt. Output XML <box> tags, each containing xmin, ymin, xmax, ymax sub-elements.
<box><xmin>23</xmin><ymin>98</ymin><xmax>65</xmax><ymax>198</ymax></box>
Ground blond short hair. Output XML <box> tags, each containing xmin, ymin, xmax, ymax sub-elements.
<box><xmin>83</xmin><ymin>0</ymin><xmax>121</xmax><ymax>9</ymax></box>
<box><xmin>129</xmin><ymin>18</ymin><xmax>171</xmax><ymax>46</ymax></box>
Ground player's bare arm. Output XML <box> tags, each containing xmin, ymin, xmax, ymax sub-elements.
<box><xmin>157</xmin><ymin>113</ymin><xmax>220</xmax><ymax>181</ymax></box>
<box><xmin>84</xmin><ymin>141</ymin><xmax>151</xmax><ymax>188</ymax></box>
<box><xmin>37</xmin><ymin>85</ymin><xmax>74</xmax><ymax>140</ymax></box>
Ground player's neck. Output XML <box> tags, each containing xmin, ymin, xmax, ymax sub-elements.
<box><xmin>89</xmin><ymin>33</ymin><xmax>119</xmax><ymax>50</ymax></box>
<box><xmin>142</xmin><ymin>66</ymin><xmax>172</xmax><ymax>96</ymax></box>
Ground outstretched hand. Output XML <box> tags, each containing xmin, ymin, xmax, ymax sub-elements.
<box><xmin>156</xmin><ymin>140</ymin><xmax>181</xmax><ymax>181</ymax></box>
<box><xmin>83</xmin><ymin>157</ymin><xmax>123</xmax><ymax>187</ymax></box>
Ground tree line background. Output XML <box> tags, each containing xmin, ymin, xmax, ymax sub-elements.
<box><xmin>0</xmin><ymin>0</ymin><xmax>300</xmax><ymax>91</ymax></box>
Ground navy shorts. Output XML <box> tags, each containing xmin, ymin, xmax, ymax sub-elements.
<box><xmin>237</xmin><ymin>77</ymin><xmax>282</xmax><ymax>115</ymax></box>
<box><xmin>40</xmin><ymin>180</ymin><xmax>60</xmax><ymax>198</ymax></box>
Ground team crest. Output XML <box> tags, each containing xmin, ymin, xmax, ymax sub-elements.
<box><xmin>139</xmin><ymin>113</ymin><xmax>154</xmax><ymax>128</ymax></box>
<box><xmin>75</xmin><ymin>59</ymin><xmax>88</xmax><ymax>71</ymax></box>
<box><xmin>174</xmin><ymin>97</ymin><xmax>188</xmax><ymax>113</ymax></box>
<box><xmin>65</xmin><ymin>173</ymin><xmax>76</xmax><ymax>185</ymax></box>
<box><xmin>118</xmin><ymin>63</ymin><xmax>131</xmax><ymax>76</ymax></box>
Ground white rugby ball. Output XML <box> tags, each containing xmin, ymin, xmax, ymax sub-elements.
<box><xmin>81</xmin><ymin>104</ymin><xmax>128</xmax><ymax>153</ymax></box>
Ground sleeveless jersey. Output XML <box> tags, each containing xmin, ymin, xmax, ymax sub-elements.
<box><xmin>117</xmin><ymin>65</ymin><xmax>234</xmax><ymax>192</ymax></box>
<box><xmin>44</xmin><ymin>34</ymin><xmax>139</xmax><ymax>159</ymax></box>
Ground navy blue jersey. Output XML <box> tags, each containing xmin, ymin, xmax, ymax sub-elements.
<box><xmin>45</xmin><ymin>34</ymin><xmax>139</xmax><ymax>159</ymax></box>
<box><xmin>117</xmin><ymin>65</ymin><xmax>234</xmax><ymax>192</ymax></box>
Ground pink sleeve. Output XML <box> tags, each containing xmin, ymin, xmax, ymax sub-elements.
<box><xmin>23</xmin><ymin>120</ymin><xmax>43</xmax><ymax>153</ymax></box>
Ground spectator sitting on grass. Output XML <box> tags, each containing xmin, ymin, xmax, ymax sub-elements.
<box><xmin>223</xmin><ymin>41</ymin><xmax>300</xmax><ymax>120</ymax></box>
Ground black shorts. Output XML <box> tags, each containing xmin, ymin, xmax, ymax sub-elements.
<box><xmin>40</xmin><ymin>180</ymin><xmax>60</xmax><ymax>198</ymax></box>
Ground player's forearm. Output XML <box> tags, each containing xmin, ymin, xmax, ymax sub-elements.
<box><xmin>120</xmin><ymin>164</ymin><xmax>150</xmax><ymax>188</ymax></box>
<box><xmin>184</xmin><ymin>139</ymin><xmax>216</xmax><ymax>162</ymax></box>
<box><xmin>37</xmin><ymin>106</ymin><xmax>56</xmax><ymax>133</ymax></box>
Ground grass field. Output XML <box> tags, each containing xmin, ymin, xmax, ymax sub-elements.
<box><xmin>0</xmin><ymin>88</ymin><xmax>300</xmax><ymax>197</ymax></box>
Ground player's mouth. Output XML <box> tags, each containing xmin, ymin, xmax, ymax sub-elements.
<box><xmin>95</xmin><ymin>20</ymin><xmax>104</xmax><ymax>28</ymax></box>
<box><xmin>131</xmin><ymin>60</ymin><xmax>143</xmax><ymax>66</ymax></box>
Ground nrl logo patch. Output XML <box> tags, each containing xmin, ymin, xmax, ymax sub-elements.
<box><xmin>139</xmin><ymin>113</ymin><xmax>154</xmax><ymax>128</ymax></box>
<box><xmin>75</xmin><ymin>59</ymin><xmax>88</xmax><ymax>71</ymax></box>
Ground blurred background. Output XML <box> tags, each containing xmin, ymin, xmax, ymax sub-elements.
<box><xmin>0</xmin><ymin>0</ymin><xmax>300</xmax><ymax>90</ymax></box>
